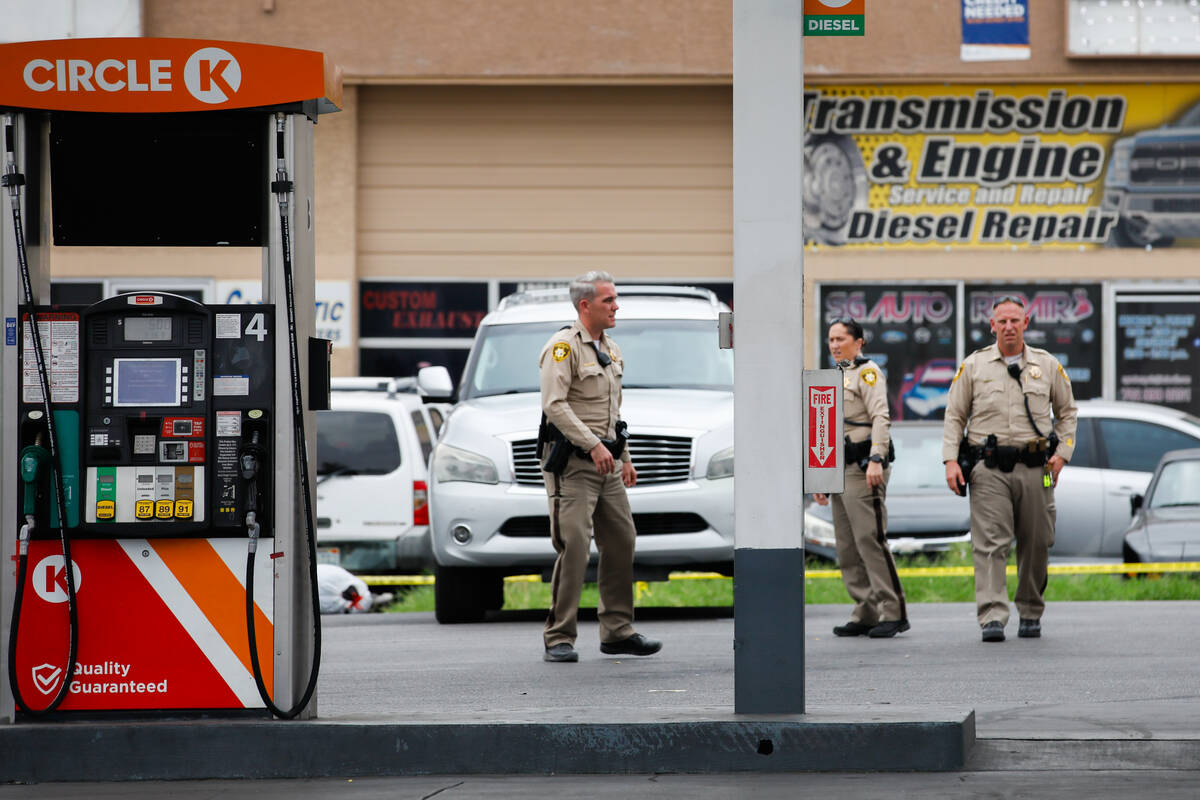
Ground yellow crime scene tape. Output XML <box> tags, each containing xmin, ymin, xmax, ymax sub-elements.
<box><xmin>361</xmin><ymin>562</ymin><xmax>1200</xmax><ymax>587</ymax></box>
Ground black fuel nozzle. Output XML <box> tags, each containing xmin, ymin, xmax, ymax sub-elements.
<box><xmin>239</xmin><ymin>431</ymin><xmax>268</xmax><ymax>524</ymax></box>
<box><xmin>239</xmin><ymin>450</ymin><xmax>261</xmax><ymax>482</ymax></box>
<box><xmin>239</xmin><ymin>430</ymin><xmax>266</xmax><ymax>481</ymax></box>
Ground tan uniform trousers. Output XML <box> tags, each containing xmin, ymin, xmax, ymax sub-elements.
<box><xmin>831</xmin><ymin>466</ymin><xmax>906</xmax><ymax>624</ymax></box>
<box><xmin>544</xmin><ymin>455</ymin><xmax>637</xmax><ymax>648</ymax></box>
<box><xmin>968</xmin><ymin>461</ymin><xmax>1055</xmax><ymax>627</ymax></box>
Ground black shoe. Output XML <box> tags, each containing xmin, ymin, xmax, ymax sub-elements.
<box><xmin>544</xmin><ymin>643</ymin><xmax>579</xmax><ymax>662</ymax></box>
<box><xmin>981</xmin><ymin>621</ymin><xmax>1005</xmax><ymax>643</ymax></box>
<box><xmin>600</xmin><ymin>633</ymin><xmax>662</xmax><ymax>656</ymax></box>
<box><xmin>832</xmin><ymin>621</ymin><xmax>873</xmax><ymax>637</ymax></box>
<box><xmin>1018</xmin><ymin>618</ymin><xmax>1041</xmax><ymax>638</ymax></box>
<box><xmin>867</xmin><ymin>619</ymin><xmax>910</xmax><ymax>638</ymax></box>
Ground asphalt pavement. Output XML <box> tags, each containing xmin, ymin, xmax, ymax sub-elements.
<box><xmin>1</xmin><ymin>600</ymin><xmax>1197</xmax><ymax>797</ymax></box>
<box><xmin>316</xmin><ymin>600</ymin><xmax>1200</xmax><ymax>743</ymax></box>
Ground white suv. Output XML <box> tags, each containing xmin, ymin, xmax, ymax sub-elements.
<box><xmin>315</xmin><ymin>378</ymin><xmax>449</xmax><ymax>573</ymax></box>
<box><xmin>424</xmin><ymin>287</ymin><xmax>735</xmax><ymax>623</ymax></box>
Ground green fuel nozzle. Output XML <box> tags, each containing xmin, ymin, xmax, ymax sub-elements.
<box><xmin>19</xmin><ymin>444</ymin><xmax>50</xmax><ymax>517</ymax></box>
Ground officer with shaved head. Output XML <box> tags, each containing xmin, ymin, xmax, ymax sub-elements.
<box><xmin>943</xmin><ymin>295</ymin><xmax>1078</xmax><ymax>643</ymax></box>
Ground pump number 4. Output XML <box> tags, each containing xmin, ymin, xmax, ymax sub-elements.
<box><xmin>245</xmin><ymin>313</ymin><xmax>268</xmax><ymax>342</ymax></box>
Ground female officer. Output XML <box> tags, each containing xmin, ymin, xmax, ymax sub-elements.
<box><xmin>812</xmin><ymin>319</ymin><xmax>909</xmax><ymax>638</ymax></box>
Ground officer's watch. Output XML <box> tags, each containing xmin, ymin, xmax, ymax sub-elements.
<box><xmin>868</xmin><ymin>454</ymin><xmax>883</xmax><ymax>464</ymax></box>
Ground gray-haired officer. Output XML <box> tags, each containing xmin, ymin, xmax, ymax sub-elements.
<box><xmin>537</xmin><ymin>271</ymin><xmax>662</xmax><ymax>663</ymax></box>
<box><xmin>942</xmin><ymin>296</ymin><xmax>1077</xmax><ymax>643</ymax></box>
<box><xmin>812</xmin><ymin>319</ymin><xmax>908</xmax><ymax>638</ymax></box>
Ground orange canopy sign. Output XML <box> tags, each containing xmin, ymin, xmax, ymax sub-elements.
<box><xmin>0</xmin><ymin>38</ymin><xmax>340</xmax><ymax>113</ymax></box>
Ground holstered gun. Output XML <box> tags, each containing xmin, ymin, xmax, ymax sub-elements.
<box><xmin>956</xmin><ymin>435</ymin><xmax>976</xmax><ymax>495</ymax></box>
<box><xmin>604</xmin><ymin>420</ymin><xmax>630</xmax><ymax>460</ymax></box>
<box><xmin>538</xmin><ymin>413</ymin><xmax>572</xmax><ymax>475</ymax></box>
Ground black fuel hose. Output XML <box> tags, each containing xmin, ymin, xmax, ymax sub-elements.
<box><xmin>3</xmin><ymin>113</ymin><xmax>79</xmax><ymax>716</ymax></box>
<box><xmin>244</xmin><ymin>114</ymin><xmax>322</xmax><ymax>719</ymax></box>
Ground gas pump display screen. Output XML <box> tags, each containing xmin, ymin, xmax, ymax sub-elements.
<box><xmin>114</xmin><ymin>358</ymin><xmax>182</xmax><ymax>407</ymax></box>
<box><xmin>124</xmin><ymin>317</ymin><xmax>173</xmax><ymax>342</ymax></box>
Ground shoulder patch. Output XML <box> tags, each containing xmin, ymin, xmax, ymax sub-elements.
<box><xmin>860</xmin><ymin>368</ymin><xmax>878</xmax><ymax>387</ymax></box>
<box><xmin>1057</xmin><ymin>363</ymin><xmax>1071</xmax><ymax>383</ymax></box>
<box><xmin>552</xmin><ymin>342</ymin><xmax>571</xmax><ymax>362</ymax></box>
<box><xmin>952</xmin><ymin>363</ymin><xmax>965</xmax><ymax>383</ymax></box>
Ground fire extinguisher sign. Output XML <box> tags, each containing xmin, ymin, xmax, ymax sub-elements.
<box><xmin>803</xmin><ymin>369</ymin><xmax>844</xmax><ymax>495</ymax></box>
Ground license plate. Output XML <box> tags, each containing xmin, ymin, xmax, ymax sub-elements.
<box><xmin>316</xmin><ymin>547</ymin><xmax>341</xmax><ymax>566</ymax></box>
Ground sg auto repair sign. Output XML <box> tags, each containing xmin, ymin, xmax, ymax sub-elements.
<box><xmin>804</xmin><ymin>84</ymin><xmax>1200</xmax><ymax>249</ymax></box>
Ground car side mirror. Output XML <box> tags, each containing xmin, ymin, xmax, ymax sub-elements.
<box><xmin>417</xmin><ymin>365</ymin><xmax>454</xmax><ymax>402</ymax></box>
<box><xmin>1130</xmin><ymin>493</ymin><xmax>1143</xmax><ymax>516</ymax></box>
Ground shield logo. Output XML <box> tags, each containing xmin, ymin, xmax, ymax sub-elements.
<box><xmin>32</xmin><ymin>663</ymin><xmax>63</xmax><ymax>696</ymax></box>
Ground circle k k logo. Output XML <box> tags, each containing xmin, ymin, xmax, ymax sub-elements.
<box><xmin>184</xmin><ymin>47</ymin><xmax>242</xmax><ymax>104</ymax></box>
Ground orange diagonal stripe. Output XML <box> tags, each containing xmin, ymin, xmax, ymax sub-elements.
<box><xmin>152</xmin><ymin>539</ymin><xmax>273</xmax><ymax>697</ymax></box>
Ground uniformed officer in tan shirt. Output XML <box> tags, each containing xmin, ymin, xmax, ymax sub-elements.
<box><xmin>538</xmin><ymin>271</ymin><xmax>662</xmax><ymax>663</ymax></box>
<box><xmin>942</xmin><ymin>296</ymin><xmax>1077</xmax><ymax>643</ymax></box>
<box><xmin>813</xmin><ymin>319</ymin><xmax>909</xmax><ymax>638</ymax></box>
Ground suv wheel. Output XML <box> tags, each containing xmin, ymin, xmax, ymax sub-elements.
<box><xmin>434</xmin><ymin>566</ymin><xmax>504</xmax><ymax>623</ymax></box>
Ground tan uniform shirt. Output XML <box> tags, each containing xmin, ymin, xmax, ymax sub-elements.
<box><xmin>539</xmin><ymin>320</ymin><xmax>632</xmax><ymax>464</ymax></box>
<box><xmin>842</xmin><ymin>359</ymin><xmax>891</xmax><ymax>460</ymax></box>
<box><xmin>941</xmin><ymin>344</ymin><xmax>1078</xmax><ymax>463</ymax></box>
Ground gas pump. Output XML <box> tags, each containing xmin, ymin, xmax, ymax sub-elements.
<box><xmin>0</xmin><ymin>39</ymin><xmax>341</xmax><ymax>721</ymax></box>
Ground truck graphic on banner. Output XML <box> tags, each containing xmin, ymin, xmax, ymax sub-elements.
<box><xmin>1104</xmin><ymin>100</ymin><xmax>1200</xmax><ymax>248</ymax></box>
<box><xmin>803</xmin><ymin>85</ymin><xmax>1200</xmax><ymax>249</ymax></box>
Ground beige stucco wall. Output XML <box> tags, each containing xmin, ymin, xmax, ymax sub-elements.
<box><xmin>33</xmin><ymin>1</ymin><xmax>1200</xmax><ymax>378</ymax></box>
<box><xmin>356</xmin><ymin>84</ymin><xmax>731</xmax><ymax>281</ymax></box>
<box><xmin>144</xmin><ymin>0</ymin><xmax>733</xmax><ymax>82</ymax></box>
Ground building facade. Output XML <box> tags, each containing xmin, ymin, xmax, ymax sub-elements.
<box><xmin>11</xmin><ymin>1</ymin><xmax>1200</xmax><ymax>416</ymax></box>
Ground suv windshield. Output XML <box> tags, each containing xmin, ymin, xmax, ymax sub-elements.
<box><xmin>462</xmin><ymin>319</ymin><xmax>734</xmax><ymax>399</ymax></box>
<box><xmin>316</xmin><ymin>410</ymin><xmax>401</xmax><ymax>476</ymax></box>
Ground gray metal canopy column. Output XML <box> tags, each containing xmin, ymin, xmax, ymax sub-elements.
<box><xmin>732</xmin><ymin>0</ymin><xmax>807</xmax><ymax>714</ymax></box>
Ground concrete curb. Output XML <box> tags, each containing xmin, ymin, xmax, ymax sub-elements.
<box><xmin>0</xmin><ymin>709</ymin><xmax>975</xmax><ymax>781</ymax></box>
<box><xmin>970</xmin><ymin>738</ymin><xmax>1200</xmax><ymax>772</ymax></box>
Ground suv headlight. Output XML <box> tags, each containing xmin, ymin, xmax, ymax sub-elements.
<box><xmin>803</xmin><ymin>510</ymin><xmax>837</xmax><ymax>549</ymax></box>
<box><xmin>433</xmin><ymin>443</ymin><xmax>499</xmax><ymax>485</ymax></box>
<box><xmin>706</xmin><ymin>446</ymin><xmax>734</xmax><ymax>480</ymax></box>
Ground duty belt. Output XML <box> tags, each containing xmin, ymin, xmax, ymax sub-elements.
<box><xmin>844</xmin><ymin>436</ymin><xmax>895</xmax><ymax>469</ymax></box>
<box><xmin>972</xmin><ymin>437</ymin><xmax>1052</xmax><ymax>473</ymax></box>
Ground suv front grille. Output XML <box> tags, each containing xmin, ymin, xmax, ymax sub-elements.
<box><xmin>1130</xmin><ymin>143</ymin><xmax>1200</xmax><ymax>186</ymax></box>
<box><xmin>500</xmin><ymin>513</ymin><xmax>708</xmax><ymax>537</ymax></box>
<box><xmin>511</xmin><ymin>434</ymin><xmax>694</xmax><ymax>487</ymax></box>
